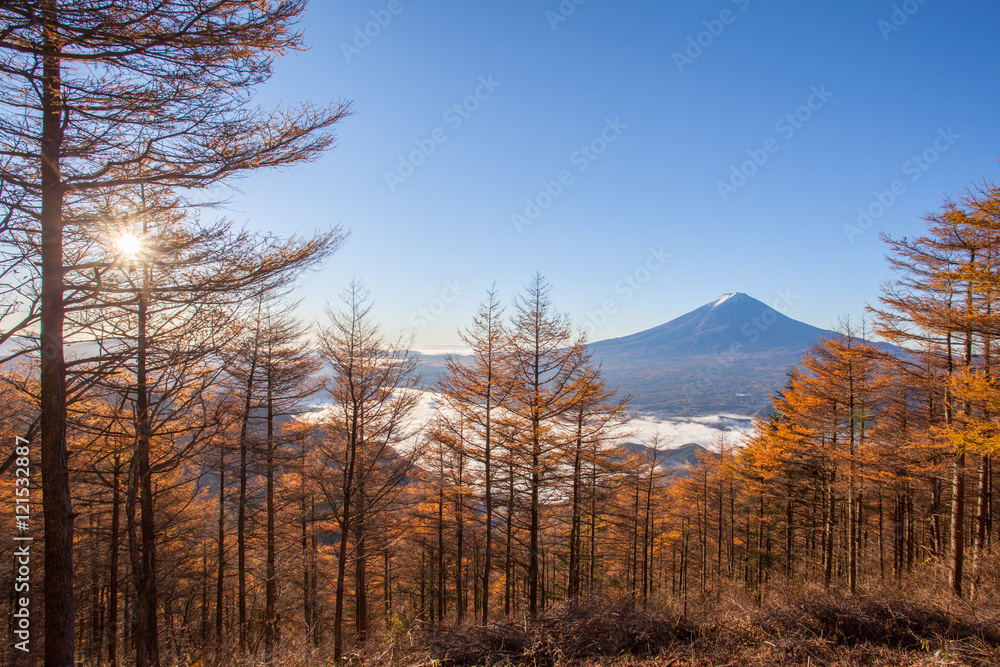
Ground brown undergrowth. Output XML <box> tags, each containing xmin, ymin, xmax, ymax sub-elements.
<box><xmin>359</xmin><ymin>592</ymin><xmax>1000</xmax><ymax>667</ymax></box>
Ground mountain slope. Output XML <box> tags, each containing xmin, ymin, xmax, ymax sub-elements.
<box><xmin>589</xmin><ymin>292</ymin><xmax>828</xmax><ymax>359</ymax></box>
<box><xmin>588</xmin><ymin>293</ymin><xmax>835</xmax><ymax>416</ymax></box>
<box><xmin>619</xmin><ymin>441</ymin><xmax>714</xmax><ymax>469</ymax></box>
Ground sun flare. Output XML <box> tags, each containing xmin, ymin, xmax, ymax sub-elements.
<box><xmin>115</xmin><ymin>233</ymin><xmax>142</xmax><ymax>258</ymax></box>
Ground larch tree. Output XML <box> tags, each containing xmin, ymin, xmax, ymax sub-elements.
<box><xmin>506</xmin><ymin>272</ymin><xmax>594</xmax><ymax>616</ymax></box>
<box><xmin>78</xmin><ymin>193</ymin><xmax>341</xmax><ymax>664</ymax></box>
<box><xmin>433</xmin><ymin>286</ymin><xmax>513</xmax><ymax>623</ymax></box>
<box><xmin>258</xmin><ymin>302</ymin><xmax>325</xmax><ymax>665</ymax></box>
<box><xmin>873</xmin><ymin>192</ymin><xmax>998</xmax><ymax>597</ymax></box>
<box><xmin>800</xmin><ymin>321</ymin><xmax>880</xmax><ymax>593</ymax></box>
<box><xmin>564</xmin><ymin>368</ymin><xmax>631</xmax><ymax>599</ymax></box>
<box><xmin>221</xmin><ymin>294</ymin><xmax>328</xmax><ymax>661</ymax></box>
<box><xmin>931</xmin><ymin>183</ymin><xmax>1000</xmax><ymax>598</ymax></box>
<box><xmin>0</xmin><ymin>3</ymin><xmax>351</xmax><ymax>663</ymax></box>
<box><xmin>316</xmin><ymin>280</ymin><xmax>421</xmax><ymax>662</ymax></box>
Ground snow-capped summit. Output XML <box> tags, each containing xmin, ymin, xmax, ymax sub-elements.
<box><xmin>710</xmin><ymin>292</ymin><xmax>738</xmax><ymax>308</ymax></box>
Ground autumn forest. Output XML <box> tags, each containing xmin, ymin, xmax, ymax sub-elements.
<box><xmin>0</xmin><ymin>2</ymin><xmax>999</xmax><ymax>667</ymax></box>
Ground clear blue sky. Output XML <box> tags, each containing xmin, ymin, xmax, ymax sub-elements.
<box><xmin>229</xmin><ymin>0</ymin><xmax>1000</xmax><ymax>351</ymax></box>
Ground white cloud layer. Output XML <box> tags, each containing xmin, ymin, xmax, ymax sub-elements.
<box><xmin>625</xmin><ymin>413</ymin><xmax>753</xmax><ymax>450</ymax></box>
<box><xmin>335</xmin><ymin>390</ymin><xmax>755</xmax><ymax>451</ymax></box>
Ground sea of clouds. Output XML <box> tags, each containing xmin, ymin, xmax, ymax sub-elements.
<box><xmin>400</xmin><ymin>391</ymin><xmax>753</xmax><ymax>451</ymax></box>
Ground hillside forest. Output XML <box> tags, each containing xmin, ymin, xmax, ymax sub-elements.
<box><xmin>0</xmin><ymin>3</ymin><xmax>998</xmax><ymax>667</ymax></box>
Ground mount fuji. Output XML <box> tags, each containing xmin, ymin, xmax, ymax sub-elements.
<box><xmin>587</xmin><ymin>292</ymin><xmax>834</xmax><ymax>416</ymax></box>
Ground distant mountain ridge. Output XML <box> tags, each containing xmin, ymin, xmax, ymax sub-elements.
<box><xmin>618</xmin><ymin>441</ymin><xmax>713</xmax><ymax>471</ymax></box>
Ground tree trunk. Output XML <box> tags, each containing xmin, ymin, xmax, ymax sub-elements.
<box><xmin>482</xmin><ymin>406</ymin><xmax>493</xmax><ymax>625</ymax></box>
<box><xmin>302</xmin><ymin>481</ymin><xmax>312</xmax><ymax>648</ymax></box>
<box><xmin>717</xmin><ymin>466</ymin><xmax>724</xmax><ymax>581</ymax></box>
<box><xmin>310</xmin><ymin>498</ymin><xmax>320</xmax><ymax>648</ymax></box>
<box><xmin>384</xmin><ymin>547</ymin><xmax>392</xmax><ymax>622</ymax></box>
<box><xmin>785</xmin><ymin>489</ymin><xmax>793</xmax><ymax>577</ymax></box>
<box><xmin>878</xmin><ymin>487</ymin><xmax>885</xmax><ymax>581</ymax></box>
<box><xmin>629</xmin><ymin>480</ymin><xmax>640</xmax><ymax>594</ymax></box>
<box><xmin>333</xmin><ymin>498</ymin><xmax>352</xmax><ymax>662</ymax></box>
<box><xmin>216</xmin><ymin>445</ymin><xmax>225</xmax><ymax>646</ymax></box>
<box><xmin>236</xmin><ymin>346</ymin><xmax>256</xmax><ymax>654</ymax></box>
<box><xmin>970</xmin><ymin>454</ymin><xmax>991</xmax><ymax>598</ymax></box>
<box><xmin>950</xmin><ymin>451</ymin><xmax>966</xmax><ymax>596</ymax></box>
<box><xmin>848</xmin><ymin>366</ymin><xmax>858</xmax><ymax>595</ymax></box>
<box><xmin>590</xmin><ymin>456</ymin><xmax>598</xmax><ymax>591</ymax></box>
<box><xmin>333</xmin><ymin>403</ymin><xmax>359</xmax><ymax>663</ymax></box>
<box><xmin>756</xmin><ymin>489</ymin><xmax>765</xmax><ymax>605</ymax></box>
<box><xmin>437</xmin><ymin>484</ymin><xmax>445</xmax><ymax>623</ymax></box>
<box><xmin>109</xmin><ymin>456</ymin><xmax>121</xmax><ymax>667</ymax></box>
<box><xmin>472</xmin><ymin>538</ymin><xmax>480</xmax><ymax>618</ymax></box>
<box><xmin>264</xmin><ymin>376</ymin><xmax>277</xmax><ymax>664</ymax></box>
<box><xmin>39</xmin><ymin>2</ymin><xmax>75</xmax><ymax>664</ymax></box>
<box><xmin>504</xmin><ymin>457</ymin><xmax>514</xmax><ymax>617</ymax></box>
<box><xmin>642</xmin><ymin>460</ymin><xmax>654</xmax><ymax>602</ymax></box>
<box><xmin>355</xmin><ymin>494</ymin><xmax>368</xmax><ymax>642</ymax></box>
<box><xmin>729</xmin><ymin>477</ymin><xmax>736</xmax><ymax>578</ymax></box>
<box><xmin>568</xmin><ymin>411</ymin><xmax>584</xmax><ymax>598</ymax></box>
<box><xmin>824</xmin><ymin>472</ymin><xmax>836</xmax><ymax>588</ymax></box>
<box><xmin>134</xmin><ymin>249</ymin><xmax>160</xmax><ymax>667</ymax></box>
<box><xmin>89</xmin><ymin>509</ymin><xmax>100</xmax><ymax>661</ymax></box>
<box><xmin>681</xmin><ymin>520</ymin><xmax>690</xmax><ymax>619</ymax></box>
<box><xmin>202</xmin><ymin>544</ymin><xmax>209</xmax><ymax>645</ymax></box>
<box><xmin>455</xmin><ymin>448</ymin><xmax>465</xmax><ymax>623</ymax></box>
<box><xmin>529</xmin><ymin>419</ymin><xmax>540</xmax><ymax>616</ymax></box>
<box><xmin>419</xmin><ymin>550</ymin><xmax>426</xmax><ymax>622</ymax></box>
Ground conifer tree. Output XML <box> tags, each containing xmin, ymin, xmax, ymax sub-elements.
<box><xmin>316</xmin><ymin>280</ymin><xmax>420</xmax><ymax>661</ymax></box>
<box><xmin>507</xmin><ymin>272</ymin><xmax>594</xmax><ymax>615</ymax></box>
<box><xmin>434</xmin><ymin>287</ymin><xmax>512</xmax><ymax>623</ymax></box>
<box><xmin>0</xmin><ymin>4</ymin><xmax>351</xmax><ymax>661</ymax></box>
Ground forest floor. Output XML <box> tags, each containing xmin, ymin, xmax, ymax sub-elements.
<box><xmin>355</xmin><ymin>588</ymin><xmax>1000</xmax><ymax>667</ymax></box>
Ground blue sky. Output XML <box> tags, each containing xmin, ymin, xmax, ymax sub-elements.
<box><xmin>228</xmin><ymin>0</ymin><xmax>1000</xmax><ymax>351</ymax></box>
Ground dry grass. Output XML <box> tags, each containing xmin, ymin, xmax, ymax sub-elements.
<box><xmin>411</xmin><ymin>597</ymin><xmax>697</xmax><ymax>666</ymax></box>
<box><xmin>366</xmin><ymin>592</ymin><xmax>1000</xmax><ymax>667</ymax></box>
